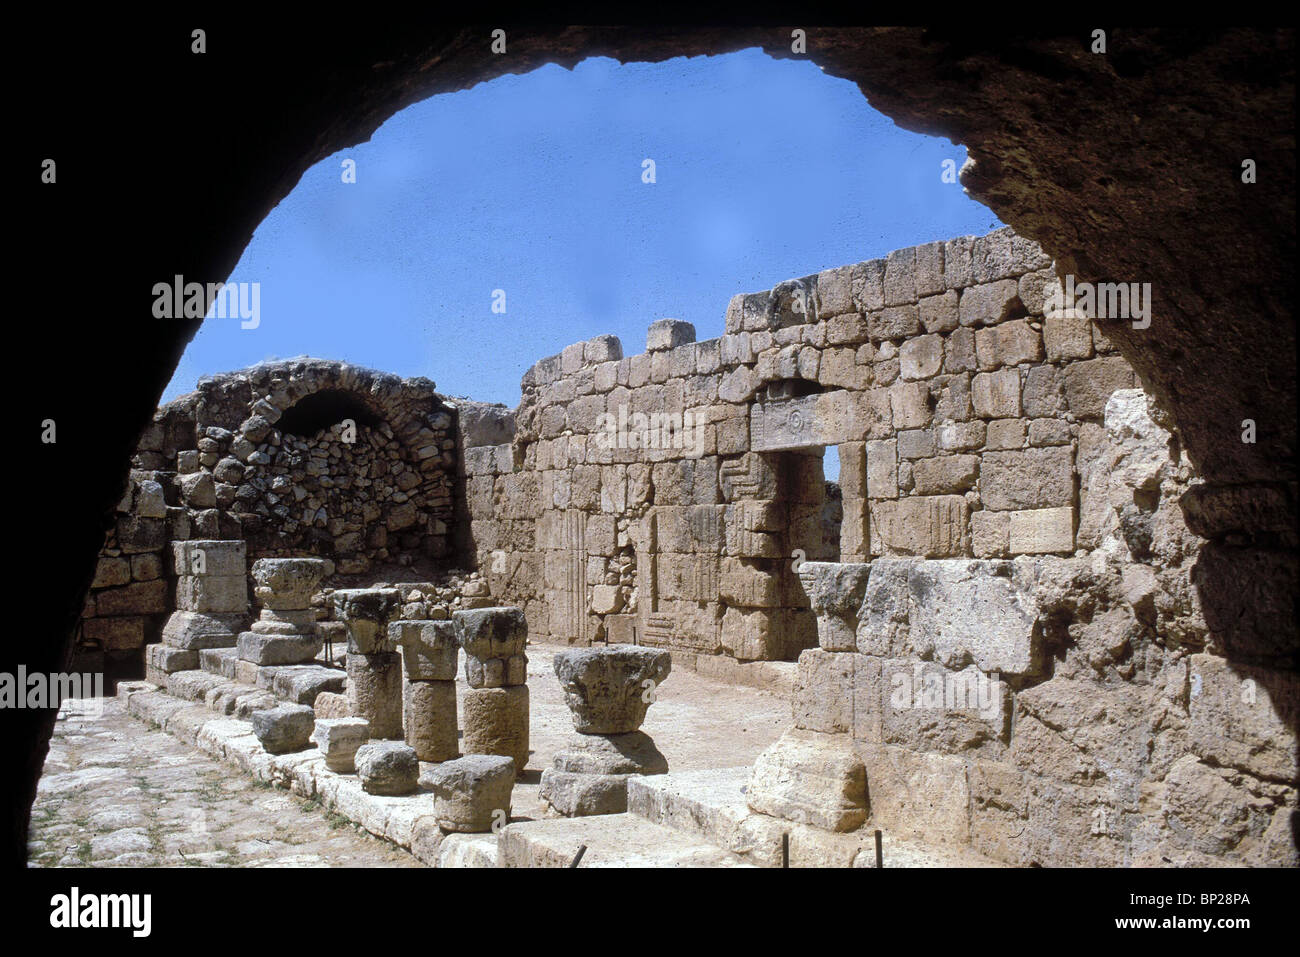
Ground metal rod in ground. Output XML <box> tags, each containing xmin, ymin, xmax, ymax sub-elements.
<box><xmin>782</xmin><ymin>832</ymin><xmax>789</xmax><ymax>868</ymax></box>
<box><xmin>570</xmin><ymin>844</ymin><xmax>587</xmax><ymax>868</ymax></box>
<box><xmin>875</xmin><ymin>830</ymin><xmax>883</xmax><ymax>868</ymax></box>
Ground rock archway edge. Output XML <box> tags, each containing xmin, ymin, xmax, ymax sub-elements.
<box><xmin>13</xmin><ymin>23</ymin><xmax>1294</xmax><ymax>865</ymax></box>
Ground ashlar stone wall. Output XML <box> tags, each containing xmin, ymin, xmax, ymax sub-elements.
<box><xmin>790</xmin><ymin>386</ymin><xmax>1296</xmax><ymax>866</ymax></box>
<box><xmin>464</xmin><ymin>226</ymin><xmax>1143</xmax><ymax>664</ymax></box>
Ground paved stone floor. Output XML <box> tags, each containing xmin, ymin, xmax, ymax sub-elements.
<box><xmin>28</xmin><ymin>697</ymin><xmax>419</xmax><ymax>867</ymax></box>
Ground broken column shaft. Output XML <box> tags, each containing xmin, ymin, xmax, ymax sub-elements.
<box><xmin>392</xmin><ymin>619</ymin><xmax>459</xmax><ymax>761</ymax></box>
<box><xmin>333</xmin><ymin>588</ymin><xmax>403</xmax><ymax>739</ymax></box>
<box><xmin>453</xmin><ymin>606</ymin><xmax>529</xmax><ymax>770</ymax></box>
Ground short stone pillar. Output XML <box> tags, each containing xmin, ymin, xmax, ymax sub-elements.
<box><xmin>250</xmin><ymin>703</ymin><xmax>315</xmax><ymax>755</ymax></box>
<box><xmin>148</xmin><ymin>540</ymin><xmax>248</xmax><ymax>683</ymax></box>
<box><xmin>355</xmin><ymin>741</ymin><xmax>419</xmax><ymax>795</ymax></box>
<box><xmin>421</xmin><ymin>755</ymin><xmax>515</xmax><ymax>833</ymax></box>
<box><xmin>392</xmin><ymin>620</ymin><xmax>459</xmax><ymax>761</ymax></box>
<box><xmin>453</xmin><ymin>607</ymin><xmax>529</xmax><ymax>770</ymax></box>
<box><xmin>334</xmin><ymin>589</ymin><xmax>403</xmax><ymax>739</ymax></box>
<box><xmin>540</xmin><ymin>645</ymin><xmax>672</xmax><ymax>816</ymax></box>
<box><xmin>313</xmin><ymin>716</ymin><xmax>370</xmax><ymax>773</ymax></box>
<box><xmin>236</xmin><ymin>558</ymin><xmax>331</xmax><ymax>666</ymax></box>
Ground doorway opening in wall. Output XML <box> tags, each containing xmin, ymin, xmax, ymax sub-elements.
<box><xmin>822</xmin><ymin>461</ymin><xmax>843</xmax><ymax>562</ymax></box>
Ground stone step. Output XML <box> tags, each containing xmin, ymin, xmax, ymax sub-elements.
<box><xmin>162</xmin><ymin>670</ymin><xmax>277</xmax><ymax>718</ymax></box>
<box><xmin>627</xmin><ymin>767</ymin><xmax>789</xmax><ymax>866</ymax></box>
<box><xmin>271</xmin><ymin>664</ymin><xmax>347</xmax><ymax>705</ymax></box>
<box><xmin>497</xmin><ymin>813</ymin><xmax>754</xmax><ymax>868</ymax></box>
<box><xmin>200</xmin><ymin>646</ymin><xmax>240</xmax><ymax>679</ymax></box>
<box><xmin>195</xmin><ymin>648</ymin><xmax>347</xmax><ymax>704</ymax></box>
<box><xmin>629</xmin><ymin>767</ymin><xmax>870</xmax><ymax>867</ymax></box>
<box><xmin>628</xmin><ymin>767</ymin><xmax>1007</xmax><ymax>868</ymax></box>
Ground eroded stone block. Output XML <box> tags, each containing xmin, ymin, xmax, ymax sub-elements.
<box><xmin>251</xmin><ymin>703</ymin><xmax>314</xmax><ymax>755</ymax></box>
<box><xmin>355</xmin><ymin>740</ymin><xmax>419</xmax><ymax>795</ymax></box>
<box><xmin>747</xmin><ymin>728</ymin><xmax>868</xmax><ymax>832</ymax></box>
<box><xmin>423</xmin><ymin>754</ymin><xmax>515</xmax><ymax>832</ymax></box>
<box><xmin>313</xmin><ymin>717</ymin><xmax>370</xmax><ymax>773</ymax></box>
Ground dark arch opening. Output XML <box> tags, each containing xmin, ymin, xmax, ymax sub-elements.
<box><xmin>277</xmin><ymin>389</ymin><xmax>383</xmax><ymax>437</ymax></box>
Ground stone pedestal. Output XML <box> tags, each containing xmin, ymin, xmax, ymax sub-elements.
<box><xmin>539</xmin><ymin>645</ymin><xmax>672</xmax><ymax>816</ymax></box>
<box><xmin>313</xmin><ymin>717</ymin><xmax>370</xmax><ymax>772</ymax></box>
<box><xmin>149</xmin><ymin>540</ymin><xmax>249</xmax><ymax>684</ymax></box>
<box><xmin>355</xmin><ymin>741</ymin><xmax>419</xmax><ymax>795</ymax></box>
<box><xmin>251</xmin><ymin>703</ymin><xmax>314</xmax><ymax>755</ymax></box>
<box><xmin>236</xmin><ymin>558</ymin><xmax>330</xmax><ymax>666</ymax></box>
<box><xmin>454</xmin><ymin>607</ymin><xmax>530</xmax><ymax>769</ymax></box>
<box><xmin>421</xmin><ymin>754</ymin><xmax>515</xmax><ymax>833</ymax></box>
<box><xmin>541</xmin><ymin>731</ymin><xmax>668</xmax><ymax>816</ymax></box>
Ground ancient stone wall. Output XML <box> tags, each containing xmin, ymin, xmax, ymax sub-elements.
<box><xmin>464</xmin><ymin>227</ymin><xmax>1144</xmax><ymax>664</ymax></box>
<box><xmin>786</xmin><ymin>385</ymin><xmax>1296</xmax><ymax>866</ymax></box>
<box><xmin>78</xmin><ymin>359</ymin><xmax>460</xmax><ymax>671</ymax></box>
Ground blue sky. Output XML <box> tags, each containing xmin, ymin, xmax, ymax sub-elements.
<box><xmin>165</xmin><ymin>48</ymin><xmax>1001</xmax><ymax>466</ymax></box>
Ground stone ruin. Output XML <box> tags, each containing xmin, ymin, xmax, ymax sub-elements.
<box><xmin>97</xmin><ymin>225</ymin><xmax>1296</xmax><ymax>867</ymax></box>
<box><xmin>540</xmin><ymin>645</ymin><xmax>672</xmax><ymax>816</ymax></box>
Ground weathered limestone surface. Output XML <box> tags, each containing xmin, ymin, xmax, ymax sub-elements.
<box><xmin>453</xmin><ymin>607</ymin><xmax>531</xmax><ymax>769</ymax></box>
<box><xmin>421</xmin><ymin>754</ymin><xmax>515</xmax><ymax>833</ymax></box>
<box><xmin>250</xmin><ymin>704</ymin><xmax>314</xmax><ymax>755</ymax></box>
<box><xmin>403</xmin><ymin>679</ymin><xmax>458</xmax><ymax>762</ymax></box>
<box><xmin>461</xmin><ymin>686</ymin><xmax>529</xmax><ymax>770</ymax></box>
<box><xmin>542</xmin><ymin>646</ymin><xmax>674</xmax><ymax>816</ymax></box>
<box><xmin>347</xmin><ymin>651</ymin><xmax>403</xmax><ymax>740</ymax></box>
<box><xmin>355</xmin><ymin>741</ymin><xmax>419</xmax><ymax>796</ymax></box>
<box><xmin>453</xmin><ymin>606</ymin><xmax>528</xmax><ymax>688</ymax></box>
<box><xmin>392</xmin><ymin>620</ymin><xmax>458</xmax><ymax>680</ymax></box>
<box><xmin>759</xmin><ymin>387</ymin><xmax>1297</xmax><ymax>866</ymax></box>
<box><xmin>334</xmin><ymin>588</ymin><xmax>402</xmax><ymax>653</ymax></box>
<box><xmin>312</xmin><ymin>717</ymin><xmax>370</xmax><ymax>773</ymax></box>
<box><xmin>553</xmin><ymin>645</ymin><xmax>672</xmax><ymax>734</ymax></box>
<box><xmin>747</xmin><ymin>728</ymin><xmax>869</xmax><ymax>832</ymax></box>
<box><xmin>161</xmin><ymin>610</ymin><xmax>246</xmax><ymax>651</ymax></box>
<box><xmin>236</xmin><ymin>558</ymin><xmax>330</xmax><ymax>667</ymax></box>
<box><xmin>146</xmin><ymin>540</ymin><xmax>251</xmax><ymax>683</ymax></box>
